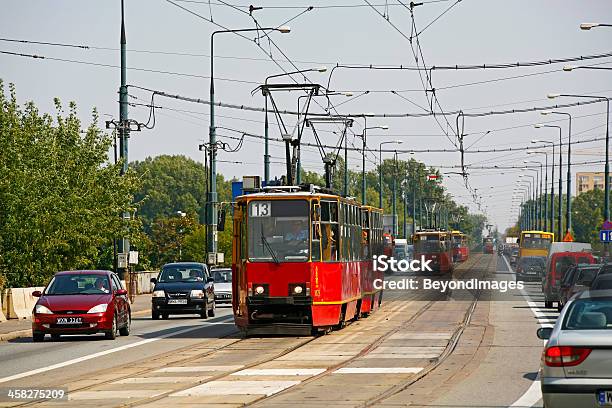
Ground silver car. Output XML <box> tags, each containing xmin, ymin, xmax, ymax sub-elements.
<box><xmin>537</xmin><ymin>290</ymin><xmax>612</xmax><ymax>407</ymax></box>
<box><xmin>211</xmin><ymin>268</ymin><xmax>232</xmax><ymax>305</ymax></box>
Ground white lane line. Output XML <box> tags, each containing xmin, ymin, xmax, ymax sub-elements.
<box><xmin>231</xmin><ymin>368</ymin><xmax>326</xmax><ymax>376</ymax></box>
<box><xmin>509</xmin><ymin>380</ymin><xmax>542</xmax><ymax>408</ymax></box>
<box><xmin>334</xmin><ymin>367</ymin><xmax>423</xmax><ymax>374</ymax></box>
<box><xmin>0</xmin><ymin>318</ymin><xmax>234</xmax><ymax>384</ymax></box>
<box><xmin>502</xmin><ymin>255</ymin><xmax>549</xmax><ymax>408</ymax></box>
<box><xmin>155</xmin><ymin>365</ymin><xmax>244</xmax><ymax>373</ymax></box>
<box><xmin>170</xmin><ymin>380</ymin><xmax>301</xmax><ymax>397</ymax></box>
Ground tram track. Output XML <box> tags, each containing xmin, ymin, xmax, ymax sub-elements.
<box><xmin>242</xmin><ymin>252</ymin><xmax>493</xmax><ymax>408</ymax></box>
<box><xmin>10</xmin><ymin>254</ymin><xmax>493</xmax><ymax>408</ymax></box>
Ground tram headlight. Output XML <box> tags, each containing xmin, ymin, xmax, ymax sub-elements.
<box><xmin>293</xmin><ymin>285</ymin><xmax>303</xmax><ymax>295</ymax></box>
<box><xmin>255</xmin><ymin>286</ymin><xmax>265</xmax><ymax>295</ymax></box>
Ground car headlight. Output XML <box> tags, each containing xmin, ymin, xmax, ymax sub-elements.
<box><xmin>34</xmin><ymin>304</ymin><xmax>53</xmax><ymax>314</ymax></box>
<box><xmin>87</xmin><ymin>304</ymin><xmax>108</xmax><ymax>314</ymax></box>
<box><xmin>190</xmin><ymin>290</ymin><xmax>205</xmax><ymax>299</ymax></box>
<box><xmin>152</xmin><ymin>290</ymin><xmax>165</xmax><ymax>298</ymax></box>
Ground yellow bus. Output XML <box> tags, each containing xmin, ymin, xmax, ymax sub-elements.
<box><xmin>519</xmin><ymin>230</ymin><xmax>554</xmax><ymax>258</ymax></box>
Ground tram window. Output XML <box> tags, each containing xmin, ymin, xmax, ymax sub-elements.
<box><xmin>247</xmin><ymin>200</ymin><xmax>309</xmax><ymax>262</ymax></box>
<box><xmin>330</xmin><ymin>201</ymin><xmax>338</xmax><ymax>222</ymax></box>
<box><xmin>322</xmin><ymin>223</ymin><xmax>338</xmax><ymax>262</ymax></box>
<box><xmin>321</xmin><ymin>201</ymin><xmax>330</xmax><ymax>222</ymax></box>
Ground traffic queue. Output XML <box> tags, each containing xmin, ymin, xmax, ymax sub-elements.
<box><xmin>504</xmin><ymin>229</ymin><xmax>612</xmax><ymax>408</ymax></box>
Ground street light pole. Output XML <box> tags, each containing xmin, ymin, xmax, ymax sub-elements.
<box><xmin>542</xmin><ymin>107</ymin><xmax>573</xmax><ymax>236</ymax></box>
<box><xmin>378</xmin><ymin>140</ymin><xmax>402</xmax><ymax>210</ymax></box>
<box><xmin>209</xmin><ymin>26</ymin><xmax>289</xmax><ymax>264</ymax></box>
<box><xmin>359</xmin><ymin>123</ymin><xmax>388</xmax><ymax>204</ymax></box>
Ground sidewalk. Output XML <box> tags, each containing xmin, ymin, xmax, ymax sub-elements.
<box><xmin>0</xmin><ymin>293</ymin><xmax>152</xmax><ymax>342</ymax></box>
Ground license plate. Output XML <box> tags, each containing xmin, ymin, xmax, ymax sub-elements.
<box><xmin>599</xmin><ymin>391</ymin><xmax>612</xmax><ymax>406</ymax></box>
<box><xmin>167</xmin><ymin>299</ymin><xmax>187</xmax><ymax>305</ymax></box>
<box><xmin>56</xmin><ymin>317</ymin><xmax>82</xmax><ymax>325</ymax></box>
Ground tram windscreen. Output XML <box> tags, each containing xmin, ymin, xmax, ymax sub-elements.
<box><xmin>415</xmin><ymin>235</ymin><xmax>443</xmax><ymax>254</ymax></box>
<box><xmin>248</xmin><ymin>200</ymin><xmax>310</xmax><ymax>262</ymax></box>
<box><xmin>521</xmin><ymin>233</ymin><xmax>552</xmax><ymax>249</ymax></box>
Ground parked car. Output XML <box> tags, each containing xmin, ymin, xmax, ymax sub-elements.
<box><xmin>543</xmin><ymin>251</ymin><xmax>596</xmax><ymax>309</ymax></box>
<box><xmin>591</xmin><ymin>273</ymin><xmax>612</xmax><ymax>290</ymax></box>
<box><xmin>151</xmin><ymin>262</ymin><xmax>215</xmax><ymax>319</ymax></box>
<box><xmin>515</xmin><ymin>256</ymin><xmax>546</xmax><ymax>281</ymax></box>
<box><xmin>510</xmin><ymin>248</ymin><xmax>520</xmax><ymax>266</ymax></box>
<box><xmin>211</xmin><ymin>267</ymin><xmax>232</xmax><ymax>305</ymax></box>
<box><xmin>537</xmin><ymin>290</ymin><xmax>612</xmax><ymax>408</ymax></box>
<box><xmin>31</xmin><ymin>270</ymin><xmax>131</xmax><ymax>342</ymax></box>
<box><xmin>558</xmin><ymin>264</ymin><xmax>601</xmax><ymax>311</ymax></box>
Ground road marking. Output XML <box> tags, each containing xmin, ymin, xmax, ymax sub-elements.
<box><xmin>0</xmin><ymin>318</ymin><xmax>234</xmax><ymax>384</ymax></box>
<box><xmin>333</xmin><ymin>367</ymin><xmax>423</xmax><ymax>374</ymax></box>
<box><xmin>112</xmin><ymin>376</ymin><xmax>204</xmax><ymax>384</ymax></box>
<box><xmin>502</xmin><ymin>255</ymin><xmax>550</xmax><ymax>408</ymax></box>
<box><xmin>170</xmin><ymin>380</ymin><xmax>301</xmax><ymax>397</ymax></box>
<box><xmin>155</xmin><ymin>365</ymin><xmax>244</xmax><ymax>373</ymax></box>
<box><xmin>231</xmin><ymin>368</ymin><xmax>326</xmax><ymax>376</ymax></box>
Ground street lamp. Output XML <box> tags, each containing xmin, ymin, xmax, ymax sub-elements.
<box><xmin>548</xmin><ymin>93</ymin><xmax>610</xmax><ymax>250</ymax></box>
<box><xmin>580</xmin><ymin>22</ymin><xmax>612</xmax><ymax>30</ymax></box>
<box><xmin>525</xmin><ymin>160</ymin><xmax>544</xmax><ymax>230</ymax></box>
<box><xmin>534</xmin><ymin>125</ymin><xmax>563</xmax><ymax>240</ymax></box>
<box><xmin>209</xmin><ymin>26</ymin><xmax>290</xmax><ymax>264</ymax></box>
<box><xmin>358</xmin><ymin>123</ymin><xmax>389</xmax><ymax>204</ymax></box>
<box><xmin>520</xmin><ymin>175</ymin><xmax>536</xmax><ymax>229</ymax></box>
<box><xmin>379</xmin><ymin>140</ymin><xmax>402</xmax><ymax>210</ymax></box>
<box><xmin>528</xmin><ymin>148</ymin><xmax>552</xmax><ymax>232</ymax></box>
<box><xmin>541</xmin><ymin>106</ymin><xmax>573</xmax><ymax>236</ymax></box>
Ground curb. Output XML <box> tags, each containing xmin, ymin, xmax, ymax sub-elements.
<box><xmin>0</xmin><ymin>308</ymin><xmax>152</xmax><ymax>343</ymax></box>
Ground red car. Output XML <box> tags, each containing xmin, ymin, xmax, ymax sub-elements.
<box><xmin>32</xmin><ymin>270</ymin><xmax>131</xmax><ymax>342</ymax></box>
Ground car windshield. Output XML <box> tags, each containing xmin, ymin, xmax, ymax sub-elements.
<box><xmin>521</xmin><ymin>234</ymin><xmax>552</xmax><ymax>249</ymax></box>
<box><xmin>520</xmin><ymin>258</ymin><xmax>545</xmax><ymax>267</ymax></box>
<box><xmin>247</xmin><ymin>200</ymin><xmax>310</xmax><ymax>262</ymax></box>
<box><xmin>555</xmin><ymin>256</ymin><xmax>575</xmax><ymax>279</ymax></box>
<box><xmin>576</xmin><ymin>268</ymin><xmax>598</xmax><ymax>285</ymax></box>
<box><xmin>563</xmin><ymin>297</ymin><xmax>612</xmax><ymax>330</ymax></box>
<box><xmin>212</xmin><ymin>270</ymin><xmax>232</xmax><ymax>283</ymax></box>
<box><xmin>159</xmin><ymin>266</ymin><xmax>205</xmax><ymax>282</ymax></box>
<box><xmin>45</xmin><ymin>274</ymin><xmax>111</xmax><ymax>295</ymax></box>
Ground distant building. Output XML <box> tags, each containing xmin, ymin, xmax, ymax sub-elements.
<box><xmin>576</xmin><ymin>172</ymin><xmax>612</xmax><ymax>195</ymax></box>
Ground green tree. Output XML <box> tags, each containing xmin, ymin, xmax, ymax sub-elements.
<box><xmin>0</xmin><ymin>81</ymin><xmax>140</xmax><ymax>287</ymax></box>
<box><xmin>573</xmin><ymin>188</ymin><xmax>604</xmax><ymax>252</ymax></box>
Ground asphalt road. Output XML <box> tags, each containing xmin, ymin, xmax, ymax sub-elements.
<box><xmin>0</xmin><ymin>305</ymin><xmax>238</xmax><ymax>388</ymax></box>
<box><xmin>0</xmin><ymin>255</ymin><xmax>562</xmax><ymax>407</ymax></box>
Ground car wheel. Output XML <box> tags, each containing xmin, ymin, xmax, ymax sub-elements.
<box><xmin>200</xmin><ymin>306</ymin><xmax>208</xmax><ymax>319</ymax></box>
<box><xmin>208</xmin><ymin>302</ymin><xmax>215</xmax><ymax>318</ymax></box>
<box><xmin>152</xmin><ymin>312</ymin><xmax>159</xmax><ymax>320</ymax></box>
<box><xmin>162</xmin><ymin>313</ymin><xmax>169</xmax><ymax>320</ymax></box>
<box><xmin>557</xmin><ymin>302</ymin><xmax>563</xmax><ymax>312</ymax></box>
<box><xmin>119</xmin><ymin>314</ymin><xmax>130</xmax><ymax>336</ymax></box>
<box><xmin>105</xmin><ymin>315</ymin><xmax>118</xmax><ymax>340</ymax></box>
<box><xmin>51</xmin><ymin>334</ymin><xmax>61</xmax><ymax>341</ymax></box>
<box><xmin>32</xmin><ymin>332</ymin><xmax>44</xmax><ymax>342</ymax></box>
<box><xmin>545</xmin><ymin>300</ymin><xmax>553</xmax><ymax>309</ymax></box>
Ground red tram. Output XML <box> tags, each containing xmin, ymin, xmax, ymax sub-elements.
<box><xmin>451</xmin><ymin>231</ymin><xmax>469</xmax><ymax>262</ymax></box>
<box><xmin>483</xmin><ymin>237</ymin><xmax>494</xmax><ymax>254</ymax></box>
<box><xmin>231</xmin><ymin>186</ymin><xmax>384</xmax><ymax>336</ymax></box>
<box><xmin>413</xmin><ymin>230</ymin><xmax>454</xmax><ymax>274</ymax></box>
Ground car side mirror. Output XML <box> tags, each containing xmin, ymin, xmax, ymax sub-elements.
<box><xmin>207</xmin><ymin>277</ymin><xmax>214</xmax><ymax>283</ymax></box>
<box><xmin>536</xmin><ymin>327</ymin><xmax>553</xmax><ymax>340</ymax></box>
<box><xmin>32</xmin><ymin>290</ymin><xmax>42</xmax><ymax>298</ymax></box>
<box><xmin>115</xmin><ymin>289</ymin><xmax>128</xmax><ymax>296</ymax></box>
<box><xmin>150</xmin><ymin>278</ymin><xmax>157</xmax><ymax>284</ymax></box>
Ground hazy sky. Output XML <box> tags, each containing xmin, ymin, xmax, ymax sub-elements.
<box><xmin>2</xmin><ymin>0</ymin><xmax>612</xmax><ymax>232</ymax></box>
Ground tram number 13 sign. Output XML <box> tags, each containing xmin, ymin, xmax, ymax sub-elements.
<box><xmin>250</xmin><ymin>201</ymin><xmax>271</xmax><ymax>217</ymax></box>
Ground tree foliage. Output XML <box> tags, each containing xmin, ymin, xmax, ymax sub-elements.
<box><xmin>0</xmin><ymin>81</ymin><xmax>140</xmax><ymax>288</ymax></box>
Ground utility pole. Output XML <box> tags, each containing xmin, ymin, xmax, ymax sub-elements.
<box><xmin>118</xmin><ymin>0</ymin><xmax>130</xmax><ymax>280</ymax></box>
